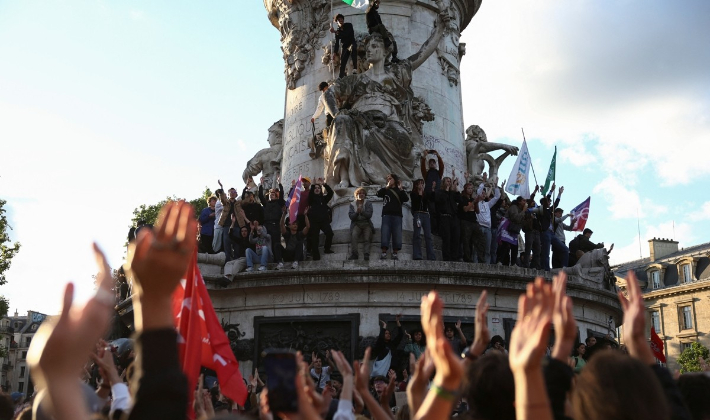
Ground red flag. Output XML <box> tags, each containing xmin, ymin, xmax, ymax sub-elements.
<box><xmin>288</xmin><ymin>175</ymin><xmax>303</xmax><ymax>222</ymax></box>
<box><xmin>570</xmin><ymin>196</ymin><xmax>591</xmax><ymax>231</ymax></box>
<box><xmin>173</xmin><ymin>251</ymin><xmax>248</xmax><ymax>418</ymax></box>
<box><xmin>650</xmin><ymin>327</ymin><xmax>666</xmax><ymax>363</ymax></box>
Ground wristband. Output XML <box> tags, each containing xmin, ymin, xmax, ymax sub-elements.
<box><xmin>431</xmin><ymin>384</ymin><xmax>457</xmax><ymax>401</ymax></box>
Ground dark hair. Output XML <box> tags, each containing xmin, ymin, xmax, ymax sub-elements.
<box><xmin>554</xmin><ymin>208</ymin><xmax>564</xmax><ymax>214</ymax></box>
<box><xmin>410</xmin><ymin>328</ymin><xmax>426</xmax><ymax>346</ymax></box>
<box><xmin>335</xmin><ymin>13</ymin><xmax>344</xmax><ymax>21</ymax></box>
<box><xmin>0</xmin><ymin>394</ymin><xmax>14</xmax><ymax>420</ymax></box>
<box><xmin>677</xmin><ymin>373</ymin><xmax>710</xmax><ymax>420</ymax></box>
<box><xmin>389</xmin><ymin>173</ymin><xmax>400</xmax><ymax>183</ymax></box>
<box><xmin>464</xmin><ymin>352</ymin><xmax>515</xmax><ymax>420</ymax></box>
<box><xmin>319</xmin><ymin>81</ymin><xmax>329</xmax><ymax>91</ymax></box>
<box><xmin>572</xmin><ymin>352</ymin><xmax>669</xmax><ymax>420</ymax></box>
<box><xmin>573</xmin><ymin>342</ymin><xmax>585</xmax><ymax>357</ymax></box>
<box><xmin>583</xmin><ymin>228</ymin><xmax>593</xmax><ymax>235</ymax></box>
<box><xmin>489</xmin><ymin>335</ymin><xmax>505</xmax><ymax>348</ymax></box>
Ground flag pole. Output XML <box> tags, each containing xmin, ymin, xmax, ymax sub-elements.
<box><xmin>521</xmin><ymin>128</ymin><xmax>539</xmax><ymax>186</ymax></box>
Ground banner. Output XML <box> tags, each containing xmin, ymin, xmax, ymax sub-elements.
<box><xmin>498</xmin><ymin>217</ymin><xmax>519</xmax><ymax>245</ymax></box>
<box><xmin>505</xmin><ymin>140</ymin><xmax>531</xmax><ymax>199</ymax></box>
<box><xmin>288</xmin><ymin>175</ymin><xmax>303</xmax><ymax>222</ymax></box>
<box><xmin>173</xmin><ymin>251</ymin><xmax>248</xmax><ymax>418</ymax></box>
<box><xmin>570</xmin><ymin>196</ymin><xmax>591</xmax><ymax>231</ymax></box>
<box><xmin>650</xmin><ymin>327</ymin><xmax>666</xmax><ymax>363</ymax></box>
<box><xmin>541</xmin><ymin>146</ymin><xmax>556</xmax><ymax>195</ymax></box>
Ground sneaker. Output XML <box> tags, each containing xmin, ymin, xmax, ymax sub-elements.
<box><xmin>380</xmin><ymin>252</ymin><xmax>387</xmax><ymax>260</ymax></box>
<box><xmin>348</xmin><ymin>254</ymin><xmax>358</xmax><ymax>261</ymax></box>
<box><xmin>258</xmin><ymin>266</ymin><xmax>266</xmax><ymax>272</ymax></box>
<box><xmin>291</xmin><ymin>261</ymin><xmax>299</xmax><ymax>269</ymax></box>
<box><xmin>276</xmin><ymin>262</ymin><xmax>284</xmax><ymax>270</ymax></box>
<box><xmin>218</xmin><ymin>276</ymin><xmax>231</xmax><ymax>288</ymax></box>
<box><xmin>392</xmin><ymin>253</ymin><xmax>399</xmax><ymax>260</ymax></box>
<box><xmin>324</xmin><ymin>249</ymin><xmax>335</xmax><ymax>254</ymax></box>
<box><xmin>245</xmin><ymin>267</ymin><xmax>254</xmax><ymax>272</ymax></box>
<box><xmin>364</xmin><ymin>253</ymin><xmax>370</xmax><ymax>261</ymax></box>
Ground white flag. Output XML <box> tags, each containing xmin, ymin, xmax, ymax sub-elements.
<box><xmin>505</xmin><ymin>140</ymin><xmax>531</xmax><ymax>199</ymax></box>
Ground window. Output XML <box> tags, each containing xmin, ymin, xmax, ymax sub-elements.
<box><xmin>680</xmin><ymin>342</ymin><xmax>693</xmax><ymax>353</ymax></box>
<box><xmin>651</xmin><ymin>311</ymin><xmax>661</xmax><ymax>332</ymax></box>
<box><xmin>682</xmin><ymin>264</ymin><xmax>692</xmax><ymax>283</ymax></box>
<box><xmin>680</xmin><ymin>306</ymin><xmax>693</xmax><ymax>330</ymax></box>
<box><xmin>18</xmin><ymin>382</ymin><xmax>23</xmax><ymax>393</ymax></box>
<box><xmin>24</xmin><ymin>337</ymin><xmax>31</xmax><ymax>347</ymax></box>
<box><xmin>20</xmin><ymin>351</ymin><xmax>26</xmax><ymax>360</ymax></box>
<box><xmin>651</xmin><ymin>271</ymin><xmax>661</xmax><ymax>289</ymax></box>
<box><xmin>19</xmin><ymin>366</ymin><xmax>24</xmax><ymax>378</ymax></box>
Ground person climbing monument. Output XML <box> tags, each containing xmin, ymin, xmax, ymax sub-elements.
<box><xmin>366</xmin><ymin>0</ymin><xmax>399</xmax><ymax>63</ymax></box>
<box><xmin>330</xmin><ymin>14</ymin><xmax>357</xmax><ymax>78</ymax></box>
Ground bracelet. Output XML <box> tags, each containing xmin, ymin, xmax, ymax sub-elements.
<box><xmin>431</xmin><ymin>384</ymin><xmax>458</xmax><ymax>401</ymax></box>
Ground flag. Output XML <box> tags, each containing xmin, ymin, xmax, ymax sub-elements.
<box><xmin>505</xmin><ymin>140</ymin><xmax>532</xmax><ymax>199</ymax></box>
<box><xmin>288</xmin><ymin>175</ymin><xmax>303</xmax><ymax>222</ymax></box>
<box><xmin>650</xmin><ymin>327</ymin><xmax>666</xmax><ymax>363</ymax></box>
<box><xmin>173</xmin><ymin>251</ymin><xmax>248</xmax><ymax>418</ymax></box>
<box><xmin>341</xmin><ymin>0</ymin><xmax>369</xmax><ymax>11</ymax></box>
<box><xmin>541</xmin><ymin>146</ymin><xmax>556</xmax><ymax>195</ymax></box>
<box><xmin>498</xmin><ymin>218</ymin><xmax>519</xmax><ymax>246</ymax></box>
<box><xmin>569</xmin><ymin>196</ymin><xmax>591</xmax><ymax>231</ymax></box>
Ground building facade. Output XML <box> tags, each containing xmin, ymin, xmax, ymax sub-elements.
<box><xmin>613</xmin><ymin>238</ymin><xmax>710</xmax><ymax>369</ymax></box>
<box><xmin>0</xmin><ymin>310</ymin><xmax>47</xmax><ymax>394</ymax></box>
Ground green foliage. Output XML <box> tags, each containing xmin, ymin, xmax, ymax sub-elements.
<box><xmin>677</xmin><ymin>342</ymin><xmax>710</xmax><ymax>373</ymax></box>
<box><xmin>0</xmin><ymin>199</ymin><xmax>21</xmax><ymax>286</ymax></box>
<box><xmin>130</xmin><ymin>187</ymin><xmax>213</xmax><ymax>228</ymax></box>
<box><xmin>0</xmin><ymin>345</ymin><xmax>7</xmax><ymax>359</ymax></box>
<box><xmin>0</xmin><ymin>295</ymin><xmax>9</xmax><ymax>318</ymax></box>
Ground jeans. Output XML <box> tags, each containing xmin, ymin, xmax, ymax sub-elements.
<box><xmin>540</xmin><ymin>230</ymin><xmax>552</xmax><ymax>271</ymax></box>
<box><xmin>246</xmin><ymin>248</ymin><xmax>273</xmax><ymax>268</ymax></box>
<box><xmin>480</xmin><ymin>226</ymin><xmax>492</xmax><ymax>264</ymax></box>
<box><xmin>551</xmin><ymin>236</ymin><xmax>570</xmax><ymax>268</ymax></box>
<box><xmin>412</xmin><ymin>213</ymin><xmax>435</xmax><ymax>260</ymax></box>
<box><xmin>523</xmin><ymin>230</ymin><xmax>541</xmax><ymax>269</ymax></box>
<box><xmin>351</xmin><ymin>223</ymin><xmax>373</xmax><ymax>256</ymax></box>
<box><xmin>380</xmin><ymin>215</ymin><xmax>403</xmax><ymax>251</ymax></box>
<box><xmin>223</xmin><ymin>227</ymin><xmax>235</xmax><ymax>262</ymax></box>
<box><xmin>212</xmin><ymin>226</ymin><xmax>223</xmax><ymax>253</ymax></box>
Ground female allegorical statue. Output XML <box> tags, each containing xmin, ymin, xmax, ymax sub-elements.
<box><xmin>324</xmin><ymin>0</ymin><xmax>449</xmax><ymax>190</ymax></box>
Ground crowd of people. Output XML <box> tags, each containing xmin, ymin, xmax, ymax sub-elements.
<box><xmin>196</xmin><ymin>150</ymin><xmax>610</xmax><ymax>284</ymax></box>
<box><xmin>4</xmin><ymin>200</ymin><xmax>707</xmax><ymax>420</ymax></box>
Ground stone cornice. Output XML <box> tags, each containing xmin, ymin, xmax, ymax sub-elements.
<box><xmin>643</xmin><ymin>278</ymin><xmax>710</xmax><ymax>299</ymax></box>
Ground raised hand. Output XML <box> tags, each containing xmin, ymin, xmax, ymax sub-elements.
<box><xmin>380</xmin><ymin>319</ymin><xmax>387</xmax><ymax>330</ymax></box>
<box><xmin>406</xmin><ymin>350</ymin><xmax>434</xmax><ymax>416</ymax></box>
<box><xmin>551</xmin><ymin>272</ymin><xmax>576</xmax><ymax>361</ymax></box>
<box><xmin>421</xmin><ymin>292</ymin><xmax>463</xmax><ymax>389</ymax></box>
<box><xmin>354</xmin><ymin>347</ymin><xmax>372</xmax><ymax>394</ymax></box>
<box><xmin>619</xmin><ymin>271</ymin><xmax>655</xmax><ymax>364</ymax></box>
<box><xmin>509</xmin><ymin>278</ymin><xmax>554</xmax><ymax>373</ymax></box>
<box><xmin>471</xmin><ymin>290</ymin><xmax>490</xmax><ymax>356</ymax></box>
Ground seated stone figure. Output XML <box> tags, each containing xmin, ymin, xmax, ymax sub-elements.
<box><xmin>243</xmin><ymin>119</ymin><xmax>284</xmax><ymax>188</ymax></box>
<box><xmin>324</xmin><ymin>0</ymin><xmax>448</xmax><ymax>190</ymax></box>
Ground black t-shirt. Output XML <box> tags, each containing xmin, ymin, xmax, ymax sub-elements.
<box><xmin>283</xmin><ymin>231</ymin><xmax>305</xmax><ymax>251</ymax></box>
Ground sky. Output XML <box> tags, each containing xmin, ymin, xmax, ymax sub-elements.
<box><xmin>1</xmin><ymin>0</ymin><xmax>708</xmax><ymax>316</ymax></box>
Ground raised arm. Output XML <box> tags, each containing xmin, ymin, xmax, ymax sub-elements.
<box><xmin>408</xmin><ymin>0</ymin><xmax>450</xmax><ymax>71</ymax></box>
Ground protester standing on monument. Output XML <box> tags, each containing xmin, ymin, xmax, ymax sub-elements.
<box><xmin>435</xmin><ymin>177</ymin><xmax>460</xmax><ymax>261</ymax></box>
<box><xmin>377</xmin><ymin>174</ymin><xmax>409</xmax><ymax>260</ymax></box>
<box><xmin>307</xmin><ymin>178</ymin><xmax>335</xmax><ymax>260</ymax></box>
<box><xmin>259</xmin><ymin>177</ymin><xmax>286</xmax><ymax>269</ymax></box>
<box><xmin>552</xmin><ymin>207</ymin><xmax>574</xmax><ymax>269</ymax></box>
<box><xmin>410</xmin><ymin>179</ymin><xmax>435</xmax><ymax>261</ymax></box>
<box><xmin>311</xmin><ymin>82</ymin><xmax>339</xmax><ymax>127</ymax></box>
<box><xmin>348</xmin><ymin>187</ymin><xmax>374</xmax><ymax>261</ymax></box>
<box><xmin>476</xmin><ymin>183</ymin><xmax>501</xmax><ymax>265</ymax></box>
<box><xmin>217</xmin><ymin>180</ymin><xmax>246</xmax><ymax>262</ymax></box>
<box><xmin>241</xmin><ymin>181</ymin><xmax>264</xmax><ymax>226</ymax></box>
<box><xmin>330</xmin><ymin>14</ymin><xmax>357</xmax><ymax>78</ymax></box>
<box><xmin>280</xmin><ymin>208</ymin><xmax>309</xmax><ymax>269</ymax></box>
<box><xmin>529</xmin><ymin>185</ymin><xmax>562</xmax><ymax>271</ymax></box>
<box><xmin>500</xmin><ymin>196</ymin><xmax>527</xmax><ymax>266</ymax></box>
<box><xmin>366</xmin><ymin>0</ymin><xmax>399</xmax><ymax>63</ymax></box>
<box><xmin>521</xmin><ymin>185</ymin><xmax>541</xmax><ymax>269</ymax></box>
<box><xmin>458</xmin><ymin>182</ymin><xmax>484</xmax><ymax>263</ymax></box>
<box><xmin>421</xmin><ymin>150</ymin><xmax>444</xmax><ymax>234</ymax></box>
<box><xmin>198</xmin><ymin>195</ymin><xmax>217</xmax><ymax>254</ymax></box>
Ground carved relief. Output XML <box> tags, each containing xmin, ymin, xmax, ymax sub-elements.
<box><xmin>221</xmin><ymin>320</ymin><xmax>255</xmax><ymax>361</ymax></box>
<box><xmin>437</xmin><ymin>6</ymin><xmax>465</xmax><ymax>86</ymax></box>
<box><xmin>264</xmin><ymin>0</ymin><xmax>331</xmax><ymax>89</ymax></box>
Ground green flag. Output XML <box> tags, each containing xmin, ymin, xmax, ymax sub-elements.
<box><xmin>342</xmin><ymin>0</ymin><xmax>369</xmax><ymax>10</ymax></box>
<box><xmin>541</xmin><ymin>146</ymin><xmax>556</xmax><ymax>195</ymax></box>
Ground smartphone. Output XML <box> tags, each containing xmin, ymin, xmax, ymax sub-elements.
<box><xmin>264</xmin><ymin>349</ymin><xmax>298</xmax><ymax>413</ymax></box>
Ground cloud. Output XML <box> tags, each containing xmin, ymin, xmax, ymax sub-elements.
<box><xmin>688</xmin><ymin>201</ymin><xmax>710</xmax><ymax>222</ymax></box>
<box><xmin>609</xmin><ymin>221</ymin><xmax>694</xmax><ymax>266</ymax></box>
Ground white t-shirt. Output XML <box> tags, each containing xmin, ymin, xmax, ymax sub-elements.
<box><xmin>310</xmin><ymin>366</ymin><xmax>331</xmax><ymax>389</ymax></box>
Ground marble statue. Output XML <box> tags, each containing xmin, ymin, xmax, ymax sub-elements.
<box><xmin>242</xmin><ymin>119</ymin><xmax>284</xmax><ymax>187</ymax></box>
<box><xmin>464</xmin><ymin>125</ymin><xmax>519</xmax><ymax>187</ymax></box>
<box><xmin>324</xmin><ymin>0</ymin><xmax>450</xmax><ymax>190</ymax></box>
<box><xmin>437</xmin><ymin>6</ymin><xmax>466</xmax><ymax>86</ymax></box>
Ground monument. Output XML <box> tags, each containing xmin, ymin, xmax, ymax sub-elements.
<box><xmin>192</xmin><ymin>0</ymin><xmax>622</xmax><ymax>375</ymax></box>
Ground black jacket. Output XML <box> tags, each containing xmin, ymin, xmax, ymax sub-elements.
<box><xmin>410</xmin><ymin>190</ymin><xmax>434</xmax><ymax>214</ymax></box>
<box><xmin>259</xmin><ymin>184</ymin><xmax>286</xmax><ymax>223</ymax></box>
<box><xmin>377</xmin><ymin>187</ymin><xmax>409</xmax><ymax>217</ymax></box>
<box><xmin>435</xmin><ymin>189</ymin><xmax>458</xmax><ymax>216</ymax></box>
<box><xmin>307</xmin><ymin>184</ymin><xmax>334</xmax><ymax>223</ymax></box>
<box><xmin>334</xmin><ymin>22</ymin><xmax>355</xmax><ymax>51</ymax></box>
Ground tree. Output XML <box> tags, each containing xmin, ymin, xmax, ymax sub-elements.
<box><xmin>130</xmin><ymin>187</ymin><xmax>213</xmax><ymax>228</ymax></box>
<box><xmin>677</xmin><ymin>342</ymin><xmax>710</xmax><ymax>373</ymax></box>
<box><xmin>0</xmin><ymin>199</ymin><xmax>21</xmax><ymax>286</ymax></box>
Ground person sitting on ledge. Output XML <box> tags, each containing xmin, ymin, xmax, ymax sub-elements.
<box><xmin>568</xmin><ymin>228</ymin><xmax>611</xmax><ymax>266</ymax></box>
<box><xmin>280</xmin><ymin>208</ymin><xmax>309</xmax><ymax>269</ymax></box>
<box><xmin>246</xmin><ymin>220</ymin><xmax>272</xmax><ymax>272</ymax></box>
<box><xmin>348</xmin><ymin>187</ymin><xmax>374</xmax><ymax>261</ymax></box>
